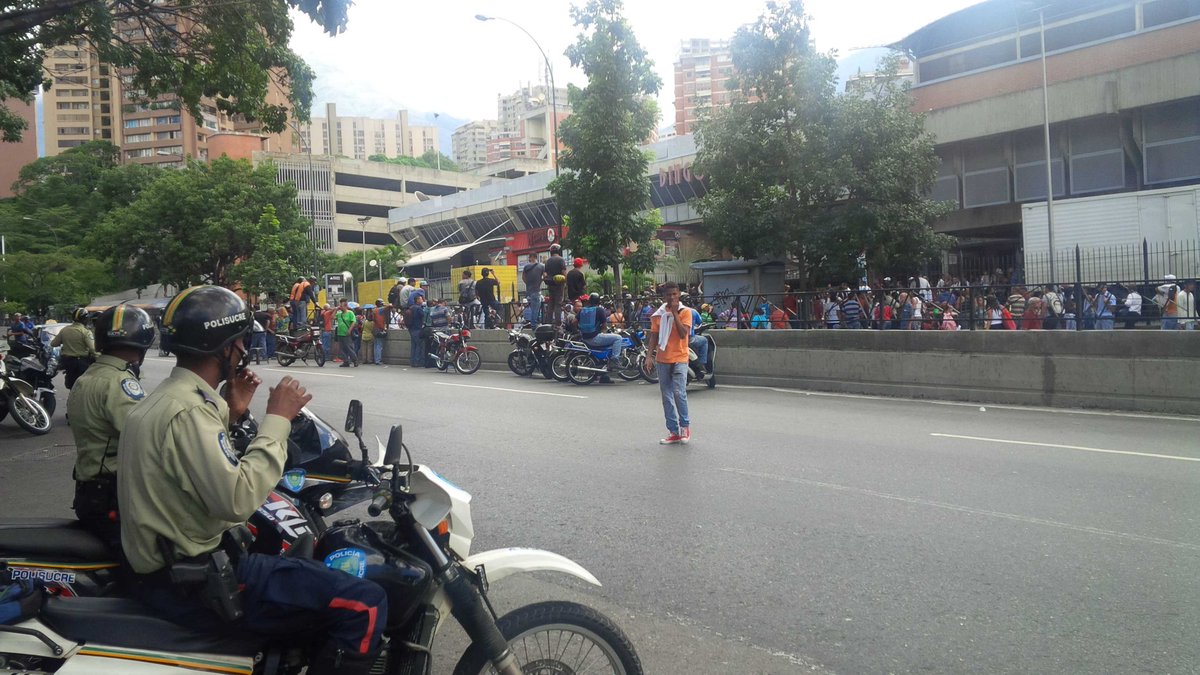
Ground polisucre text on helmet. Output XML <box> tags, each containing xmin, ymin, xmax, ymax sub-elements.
<box><xmin>203</xmin><ymin>312</ymin><xmax>249</xmax><ymax>330</ymax></box>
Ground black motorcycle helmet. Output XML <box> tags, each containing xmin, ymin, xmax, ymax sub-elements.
<box><xmin>549</xmin><ymin>244</ymin><xmax>562</xmax><ymax>255</ymax></box>
<box><xmin>587</xmin><ymin>292</ymin><xmax>601</xmax><ymax>306</ymax></box>
<box><xmin>72</xmin><ymin>307</ymin><xmax>89</xmax><ymax>323</ymax></box>
<box><xmin>95</xmin><ymin>303</ymin><xmax>155</xmax><ymax>353</ymax></box>
<box><xmin>162</xmin><ymin>286</ymin><xmax>252</xmax><ymax>355</ymax></box>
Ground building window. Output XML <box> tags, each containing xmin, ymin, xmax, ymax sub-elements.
<box><xmin>931</xmin><ymin>148</ymin><xmax>960</xmax><ymax>206</ymax></box>
<box><xmin>1143</xmin><ymin>99</ymin><xmax>1200</xmax><ymax>185</ymax></box>
<box><xmin>920</xmin><ymin>39</ymin><xmax>1017</xmax><ymax>82</ymax></box>
<box><xmin>58</xmin><ymin>139</ymin><xmax>85</xmax><ymax>148</ymax></box>
<box><xmin>1013</xmin><ymin>128</ymin><xmax>1066</xmax><ymax>202</ymax></box>
<box><xmin>961</xmin><ymin>138</ymin><xmax>1011</xmax><ymax>208</ymax></box>
<box><xmin>155</xmin><ymin>130</ymin><xmax>181</xmax><ymax>140</ymax></box>
<box><xmin>154</xmin><ymin>115</ymin><xmax>181</xmax><ymax>126</ymax></box>
<box><xmin>124</xmin><ymin>118</ymin><xmax>152</xmax><ymax>128</ymax></box>
<box><xmin>126</xmin><ymin>148</ymin><xmax>153</xmax><ymax>158</ymax></box>
<box><xmin>125</xmin><ymin>133</ymin><xmax>152</xmax><ymax>143</ymax></box>
<box><xmin>1143</xmin><ymin>0</ymin><xmax>1200</xmax><ymax>27</ymax></box>
<box><xmin>57</xmin><ymin>126</ymin><xmax>89</xmax><ymax>135</ymax></box>
<box><xmin>1068</xmin><ymin>116</ymin><xmax>1126</xmax><ymax>194</ymax></box>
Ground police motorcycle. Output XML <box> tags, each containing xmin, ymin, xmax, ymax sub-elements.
<box><xmin>0</xmin><ymin>400</ymin><xmax>642</xmax><ymax>675</ymax></box>
<box><xmin>505</xmin><ymin>324</ymin><xmax>558</xmax><ymax>379</ymax></box>
<box><xmin>639</xmin><ymin>322</ymin><xmax>717</xmax><ymax>390</ymax></box>
<box><xmin>0</xmin><ymin>350</ymin><xmax>53</xmax><ymax>435</ymax></box>
<box><xmin>3</xmin><ymin>329</ymin><xmax>59</xmax><ymax>418</ymax></box>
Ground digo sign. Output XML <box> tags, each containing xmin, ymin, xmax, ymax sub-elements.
<box><xmin>658</xmin><ymin>162</ymin><xmax>703</xmax><ymax>187</ymax></box>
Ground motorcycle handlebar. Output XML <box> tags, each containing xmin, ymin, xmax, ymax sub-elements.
<box><xmin>367</xmin><ymin>492</ymin><xmax>390</xmax><ymax>517</ymax></box>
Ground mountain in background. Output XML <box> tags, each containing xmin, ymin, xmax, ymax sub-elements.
<box><xmin>834</xmin><ymin>47</ymin><xmax>896</xmax><ymax>92</ymax></box>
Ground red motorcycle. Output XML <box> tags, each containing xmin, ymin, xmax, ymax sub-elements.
<box><xmin>430</xmin><ymin>328</ymin><xmax>481</xmax><ymax>374</ymax></box>
<box><xmin>274</xmin><ymin>325</ymin><xmax>326</xmax><ymax>367</ymax></box>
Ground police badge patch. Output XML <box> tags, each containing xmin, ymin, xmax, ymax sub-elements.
<box><xmin>217</xmin><ymin>431</ymin><xmax>238</xmax><ymax>466</ymax></box>
<box><xmin>120</xmin><ymin>378</ymin><xmax>145</xmax><ymax>400</ymax></box>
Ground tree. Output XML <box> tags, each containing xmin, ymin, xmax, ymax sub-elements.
<box><xmin>0</xmin><ymin>0</ymin><xmax>351</xmax><ymax>142</ymax></box>
<box><xmin>320</xmin><ymin>243</ymin><xmax>409</xmax><ymax>285</ymax></box>
<box><xmin>695</xmin><ymin>1</ymin><xmax>953</xmax><ymax>286</ymax></box>
<box><xmin>89</xmin><ymin>157</ymin><xmax>310</xmax><ymax>291</ymax></box>
<box><xmin>367</xmin><ymin>151</ymin><xmax>460</xmax><ymax>173</ymax></box>
<box><xmin>0</xmin><ymin>250</ymin><xmax>112</xmax><ymax>317</ymax></box>
<box><xmin>549</xmin><ymin>0</ymin><xmax>661</xmax><ymax>291</ymax></box>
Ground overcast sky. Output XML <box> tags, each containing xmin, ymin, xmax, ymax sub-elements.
<box><xmin>289</xmin><ymin>0</ymin><xmax>983</xmax><ymax>127</ymax></box>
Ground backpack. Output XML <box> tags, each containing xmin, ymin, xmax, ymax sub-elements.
<box><xmin>578</xmin><ymin>306</ymin><xmax>600</xmax><ymax>336</ymax></box>
<box><xmin>459</xmin><ymin>280</ymin><xmax>476</xmax><ymax>304</ymax></box>
<box><xmin>387</xmin><ymin>285</ymin><xmax>401</xmax><ymax>307</ymax></box>
<box><xmin>0</xmin><ymin>580</ymin><xmax>44</xmax><ymax>625</ymax></box>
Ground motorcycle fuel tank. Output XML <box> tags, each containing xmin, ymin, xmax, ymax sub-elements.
<box><xmin>317</xmin><ymin>522</ymin><xmax>435</xmax><ymax>629</ymax></box>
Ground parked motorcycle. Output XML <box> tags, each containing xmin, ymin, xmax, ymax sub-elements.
<box><xmin>564</xmin><ymin>333</ymin><xmax>643</xmax><ymax>385</ymax></box>
<box><xmin>506</xmin><ymin>325</ymin><xmax>557</xmax><ymax>378</ymax></box>
<box><xmin>0</xmin><ymin>400</ymin><xmax>642</xmax><ymax>674</ymax></box>
<box><xmin>640</xmin><ymin>322</ymin><xmax>717</xmax><ymax>389</ymax></box>
<box><xmin>4</xmin><ymin>336</ymin><xmax>58</xmax><ymax>417</ymax></box>
<box><xmin>0</xmin><ymin>355</ymin><xmax>52</xmax><ymax>435</ymax></box>
<box><xmin>430</xmin><ymin>327</ymin><xmax>481</xmax><ymax>375</ymax></box>
<box><xmin>273</xmin><ymin>325</ymin><xmax>325</xmax><ymax>367</ymax></box>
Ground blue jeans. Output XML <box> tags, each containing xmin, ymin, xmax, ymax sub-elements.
<box><xmin>526</xmin><ymin>289</ymin><xmax>543</xmax><ymax>324</ymax></box>
<box><xmin>321</xmin><ymin>331</ymin><xmax>333</xmax><ymax>358</ymax></box>
<box><xmin>1095</xmin><ymin>317</ymin><xmax>1114</xmax><ymax>330</ymax></box>
<box><xmin>373</xmin><ymin>337</ymin><xmax>384</xmax><ymax>364</ymax></box>
<box><xmin>1162</xmin><ymin>317</ymin><xmax>1178</xmax><ymax>330</ymax></box>
<box><xmin>408</xmin><ymin>330</ymin><xmax>425</xmax><ymax>367</ymax></box>
<box><xmin>584</xmin><ymin>333</ymin><xmax>623</xmax><ymax>359</ymax></box>
<box><xmin>251</xmin><ymin>332</ymin><xmax>267</xmax><ymax>359</ymax></box>
<box><xmin>656</xmin><ymin>361</ymin><xmax>689</xmax><ymax>434</ymax></box>
<box><xmin>688</xmin><ymin>336</ymin><xmax>708</xmax><ymax>369</ymax></box>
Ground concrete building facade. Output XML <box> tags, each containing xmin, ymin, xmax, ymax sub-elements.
<box><xmin>0</xmin><ymin>99</ymin><xmax>38</xmax><ymax>198</ymax></box>
<box><xmin>255</xmin><ymin>152</ymin><xmax>488</xmax><ymax>255</ymax></box>
<box><xmin>674</xmin><ymin>38</ymin><xmax>738</xmax><ymax>137</ymax></box>
<box><xmin>451</xmin><ymin>119</ymin><xmax>498</xmax><ymax>170</ymax></box>
<box><xmin>299</xmin><ymin>105</ymin><xmax>439</xmax><ymax>161</ymax></box>
<box><xmin>894</xmin><ymin>0</ymin><xmax>1200</xmax><ymax>278</ymax></box>
<box><xmin>41</xmin><ymin>40</ymin><xmax>120</xmax><ymax>155</ymax></box>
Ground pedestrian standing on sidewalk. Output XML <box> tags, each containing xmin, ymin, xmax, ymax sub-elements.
<box><xmin>648</xmin><ymin>282</ymin><xmax>694</xmax><ymax>445</ymax></box>
<box><xmin>335</xmin><ymin>299</ymin><xmax>359</xmax><ymax>368</ymax></box>
<box><xmin>407</xmin><ymin>295</ymin><xmax>427</xmax><ymax>368</ymax></box>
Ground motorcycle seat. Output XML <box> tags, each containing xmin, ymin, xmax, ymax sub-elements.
<box><xmin>41</xmin><ymin>596</ymin><xmax>262</xmax><ymax>656</ymax></box>
<box><xmin>0</xmin><ymin>519</ymin><xmax>111</xmax><ymax>561</ymax></box>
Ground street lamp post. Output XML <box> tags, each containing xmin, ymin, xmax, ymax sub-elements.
<box><xmin>475</xmin><ymin>14</ymin><xmax>560</xmax><ymax>179</ymax></box>
<box><xmin>21</xmin><ymin>216</ymin><xmax>60</xmax><ymax>248</ymax></box>
<box><xmin>1037</xmin><ymin>6</ymin><xmax>1056</xmax><ymax>282</ymax></box>
<box><xmin>358</xmin><ymin>216</ymin><xmax>371</xmax><ymax>304</ymax></box>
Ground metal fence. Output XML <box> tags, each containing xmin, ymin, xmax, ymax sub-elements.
<box><xmin>1024</xmin><ymin>240</ymin><xmax>1200</xmax><ymax>287</ymax></box>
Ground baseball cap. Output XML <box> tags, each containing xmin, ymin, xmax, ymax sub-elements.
<box><xmin>1164</xmin><ymin>274</ymin><xmax>1177</xmax><ymax>280</ymax></box>
<box><xmin>419</xmin><ymin>280</ymin><xmax>429</xmax><ymax>286</ymax></box>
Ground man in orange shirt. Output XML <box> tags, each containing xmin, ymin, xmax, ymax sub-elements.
<box><xmin>648</xmin><ymin>281</ymin><xmax>694</xmax><ymax>445</ymax></box>
<box><xmin>288</xmin><ymin>277</ymin><xmax>310</xmax><ymax>328</ymax></box>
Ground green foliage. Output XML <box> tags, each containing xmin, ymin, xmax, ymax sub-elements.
<box><xmin>89</xmin><ymin>157</ymin><xmax>310</xmax><ymax>291</ymax></box>
<box><xmin>0</xmin><ymin>250</ymin><xmax>113</xmax><ymax>317</ymax></box>
<box><xmin>0</xmin><ymin>0</ymin><xmax>351</xmax><ymax>142</ymax></box>
<box><xmin>695</xmin><ymin>1</ymin><xmax>953</xmax><ymax>287</ymax></box>
<box><xmin>658</xmin><ymin>236</ymin><xmax>713</xmax><ymax>284</ymax></box>
<box><xmin>623</xmin><ymin>237</ymin><xmax>661</xmax><ymax>275</ymax></box>
<box><xmin>319</xmin><ymin>243</ymin><xmax>409</xmax><ymax>282</ymax></box>
<box><xmin>367</xmin><ymin>150</ymin><xmax>459</xmax><ymax>172</ymax></box>
<box><xmin>549</xmin><ymin>0</ymin><xmax>661</xmax><ymax>288</ymax></box>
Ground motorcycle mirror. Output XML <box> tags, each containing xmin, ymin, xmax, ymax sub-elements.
<box><xmin>383</xmin><ymin>424</ymin><xmax>404</xmax><ymax>465</ymax></box>
<box><xmin>345</xmin><ymin>400</ymin><xmax>363</xmax><ymax>436</ymax></box>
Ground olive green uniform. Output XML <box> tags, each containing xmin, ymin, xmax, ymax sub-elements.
<box><xmin>51</xmin><ymin>322</ymin><xmax>97</xmax><ymax>358</ymax></box>
<box><xmin>118</xmin><ymin>367</ymin><xmax>290</xmax><ymax>574</ymax></box>
<box><xmin>67</xmin><ymin>355</ymin><xmax>143</xmax><ymax>482</ymax></box>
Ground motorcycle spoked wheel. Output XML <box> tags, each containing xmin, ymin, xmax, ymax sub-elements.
<box><xmin>434</xmin><ymin>349</ymin><xmax>450</xmax><ymax>371</ymax></box>
<box><xmin>565</xmin><ymin>353</ymin><xmax>599</xmax><ymax>385</ymax></box>
<box><xmin>453</xmin><ymin>600</ymin><xmax>643</xmax><ymax>675</ymax></box>
<box><xmin>312</xmin><ymin>345</ymin><xmax>326</xmax><ymax>367</ymax></box>
<box><xmin>454</xmin><ymin>350</ymin><xmax>481</xmax><ymax>375</ymax></box>
<box><xmin>39</xmin><ymin>391</ymin><xmax>56</xmax><ymax>418</ymax></box>
<box><xmin>615</xmin><ymin>352</ymin><xmax>642</xmax><ymax>381</ymax></box>
<box><xmin>276</xmin><ymin>352</ymin><xmax>296</xmax><ymax>367</ymax></box>
<box><xmin>549</xmin><ymin>352</ymin><xmax>571</xmax><ymax>382</ymax></box>
<box><xmin>9</xmin><ymin>393</ymin><xmax>51</xmax><ymax>435</ymax></box>
<box><xmin>639</xmin><ymin>354</ymin><xmax>658</xmax><ymax>384</ymax></box>
<box><xmin>507</xmin><ymin>350</ymin><xmax>534</xmax><ymax>376</ymax></box>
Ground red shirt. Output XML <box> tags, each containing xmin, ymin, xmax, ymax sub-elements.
<box><xmin>322</xmin><ymin>309</ymin><xmax>335</xmax><ymax>331</ymax></box>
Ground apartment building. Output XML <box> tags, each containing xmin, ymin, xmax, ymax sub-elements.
<box><xmin>41</xmin><ymin>40</ymin><xmax>120</xmax><ymax>155</ymax></box>
<box><xmin>893</xmin><ymin>0</ymin><xmax>1200</xmax><ymax>275</ymax></box>
<box><xmin>673</xmin><ymin>38</ymin><xmax>738</xmax><ymax>136</ymax></box>
<box><xmin>844</xmin><ymin>56</ymin><xmax>915</xmax><ymax>97</ymax></box>
<box><xmin>299</xmin><ymin>105</ymin><xmax>439</xmax><ymax>160</ymax></box>
<box><xmin>451</xmin><ymin>119</ymin><xmax>498</xmax><ymax>170</ymax></box>
<box><xmin>497</xmin><ymin>84</ymin><xmax>568</xmax><ymax>134</ymax></box>
<box><xmin>0</xmin><ymin>99</ymin><xmax>38</xmax><ymax>198</ymax></box>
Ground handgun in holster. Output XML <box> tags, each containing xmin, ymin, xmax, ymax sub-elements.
<box><xmin>157</xmin><ymin>537</ymin><xmax>244</xmax><ymax>621</ymax></box>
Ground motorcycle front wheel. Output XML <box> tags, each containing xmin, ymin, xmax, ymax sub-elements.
<box><xmin>454</xmin><ymin>350</ymin><xmax>481</xmax><ymax>375</ymax></box>
<box><xmin>565</xmin><ymin>353</ymin><xmax>598</xmax><ymax>385</ymax></box>
<box><xmin>313</xmin><ymin>345</ymin><xmax>326</xmax><ymax>367</ymax></box>
<box><xmin>9</xmin><ymin>393</ymin><xmax>51</xmax><ymax>435</ymax></box>
<box><xmin>507</xmin><ymin>350</ymin><xmax>534</xmax><ymax>376</ymax></box>
<box><xmin>639</xmin><ymin>354</ymin><xmax>659</xmax><ymax>384</ymax></box>
<box><xmin>549</xmin><ymin>352</ymin><xmax>571</xmax><ymax>382</ymax></box>
<box><xmin>453</xmin><ymin>601</ymin><xmax>643</xmax><ymax>675</ymax></box>
<box><xmin>276</xmin><ymin>353</ymin><xmax>295</xmax><ymax>367</ymax></box>
<box><xmin>615</xmin><ymin>352</ymin><xmax>642</xmax><ymax>381</ymax></box>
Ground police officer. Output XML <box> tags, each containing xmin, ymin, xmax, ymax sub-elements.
<box><xmin>52</xmin><ymin>307</ymin><xmax>98</xmax><ymax>389</ymax></box>
<box><xmin>118</xmin><ymin>286</ymin><xmax>386</xmax><ymax>674</ymax></box>
<box><xmin>67</xmin><ymin>303</ymin><xmax>154</xmax><ymax>547</ymax></box>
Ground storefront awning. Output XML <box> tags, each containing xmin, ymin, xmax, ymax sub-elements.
<box><xmin>401</xmin><ymin>237</ymin><xmax>505</xmax><ymax>268</ymax></box>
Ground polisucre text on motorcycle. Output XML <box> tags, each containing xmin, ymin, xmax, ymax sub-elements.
<box><xmin>10</xmin><ymin>567</ymin><xmax>76</xmax><ymax>583</ymax></box>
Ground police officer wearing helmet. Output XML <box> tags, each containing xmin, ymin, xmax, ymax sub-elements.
<box><xmin>53</xmin><ymin>307</ymin><xmax>98</xmax><ymax>389</ymax></box>
<box><xmin>118</xmin><ymin>286</ymin><xmax>387</xmax><ymax>675</ymax></box>
<box><xmin>67</xmin><ymin>303</ymin><xmax>153</xmax><ymax>546</ymax></box>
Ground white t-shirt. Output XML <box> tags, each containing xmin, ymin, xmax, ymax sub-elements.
<box><xmin>1124</xmin><ymin>292</ymin><xmax>1142</xmax><ymax>314</ymax></box>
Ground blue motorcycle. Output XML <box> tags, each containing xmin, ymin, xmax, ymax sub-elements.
<box><xmin>564</xmin><ymin>332</ymin><xmax>642</xmax><ymax>385</ymax></box>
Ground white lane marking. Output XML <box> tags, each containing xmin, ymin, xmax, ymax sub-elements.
<box><xmin>719</xmin><ymin>384</ymin><xmax>1200</xmax><ymax>423</ymax></box>
<box><xmin>930</xmin><ymin>432</ymin><xmax>1200</xmax><ymax>463</ymax></box>
<box><xmin>262</xmin><ymin>368</ymin><xmax>355</xmax><ymax>379</ymax></box>
<box><xmin>719</xmin><ymin>467</ymin><xmax>1200</xmax><ymax>552</ymax></box>
<box><xmin>433</xmin><ymin>381</ymin><xmax>587</xmax><ymax>399</ymax></box>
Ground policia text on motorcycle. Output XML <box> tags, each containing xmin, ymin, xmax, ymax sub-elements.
<box><xmin>117</xmin><ymin>285</ymin><xmax>388</xmax><ymax>675</ymax></box>
<box><xmin>67</xmin><ymin>303</ymin><xmax>155</xmax><ymax>547</ymax></box>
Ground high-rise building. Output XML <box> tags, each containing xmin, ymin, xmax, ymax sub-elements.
<box><xmin>451</xmin><ymin>119</ymin><xmax>497</xmax><ymax>171</ymax></box>
<box><xmin>673</xmin><ymin>38</ymin><xmax>738</xmax><ymax>136</ymax></box>
<box><xmin>497</xmin><ymin>84</ymin><xmax>568</xmax><ymax>134</ymax></box>
<box><xmin>844</xmin><ymin>56</ymin><xmax>915</xmax><ymax>97</ymax></box>
<box><xmin>41</xmin><ymin>40</ymin><xmax>120</xmax><ymax>155</ymax></box>
<box><xmin>298</xmin><ymin>105</ymin><xmax>439</xmax><ymax>160</ymax></box>
<box><xmin>0</xmin><ymin>98</ymin><xmax>38</xmax><ymax>198</ymax></box>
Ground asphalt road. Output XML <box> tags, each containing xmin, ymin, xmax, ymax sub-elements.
<box><xmin>2</xmin><ymin>353</ymin><xmax>1198</xmax><ymax>674</ymax></box>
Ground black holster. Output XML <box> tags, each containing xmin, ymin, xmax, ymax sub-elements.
<box><xmin>72</xmin><ymin>476</ymin><xmax>117</xmax><ymax>521</ymax></box>
<box><xmin>156</xmin><ymin>538</ymin><xmax>244</xmax><ymax>622</ymax></box>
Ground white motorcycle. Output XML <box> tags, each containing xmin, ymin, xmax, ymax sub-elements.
<box><xmin>0</xmin><ymin>401</ymin><xmax>641</xmax><ymax>674</ymax></box>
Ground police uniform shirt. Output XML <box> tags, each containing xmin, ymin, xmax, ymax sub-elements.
<box><xmin>118</xmin><ymin>367</ymin><xmax>291</xmax><ymax>574</ymax></box>
<box><xmin>52</xmin><ymin>322</ymin><xmax>97</xmax><ymax>358</ymax></box>
<box><xmin>67</xmin><ymin>355</ymin><xmax>144</xmax><ymax>481</ymax></box>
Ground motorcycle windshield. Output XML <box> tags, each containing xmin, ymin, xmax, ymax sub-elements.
<box><xmin>286</xmin><ymin>407</ymin><xmax>355</xmax><ymax>477</ymax></box>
